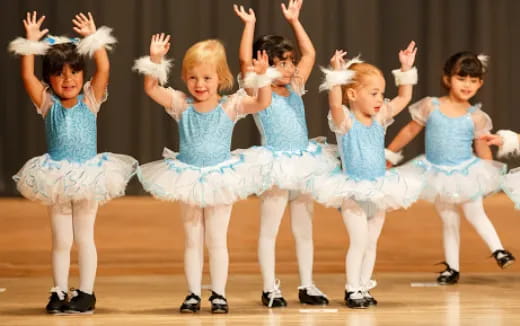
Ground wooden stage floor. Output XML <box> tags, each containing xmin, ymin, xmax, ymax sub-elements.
<box><xmin>1</xmin><ymin>195</ymin><xmax>520</xmax><ymax>325</ymax></box>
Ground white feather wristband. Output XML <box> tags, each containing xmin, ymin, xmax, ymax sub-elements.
<box><xmin>8</xmin><ymin>37</ymin><xmax>50</xmax><ymax>55</ymax></box>
<box><xmin>496</xmin><ymin>129</ymin><xmax>520</xmax><ymax>158</ymax></box>
<box><xmin>132</xmin><ymin>56</ymin><xmax>172</xmax><ymax>86</ymax></box>
<box><xmin>319</xmin><ymin>67</ymin><xmax>356</xmax><ymax>91</ymax></box>
<box><xmin>385</xmin><ymin>149</ymin><xmax>404</xmax><ymax>165</ymax></box>
<box><xmin>242</xmin><ymin>67</ymin><xmax>281</xmax><ymax>89</ymax></box>
<box><xmin>77</xmin><ymin>26</ymin><xmax>117</xmax><ymax>57</ymax></box>
<box><xmin>392</xmin><ymin>67</ymin><xmax>418</xmax><ymax>86</ymax></box>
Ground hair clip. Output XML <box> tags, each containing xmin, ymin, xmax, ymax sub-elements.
<box><xmin>44</xmin><ymin>35</ymin><xmax>80</xmax><ymax>45</ymax></box>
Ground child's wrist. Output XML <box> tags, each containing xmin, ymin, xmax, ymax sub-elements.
<box><xmin>392</xmin><ymin>67</ymin><xmax>418</xmax><ymax>86</ymax></box>
<box><xmin>132</xmin><ymin>56</ymin><xmax>172</xmax><ymax>85</ymax></box>
<box><xmin>76</xmin><ymin>26</ymin><xmax>116</xmax><ymax>57</ymax></box>
<box><xmin>243</xmin><ymin>67</ymin><xmax>281</xmax><ymax>89</ymax></box>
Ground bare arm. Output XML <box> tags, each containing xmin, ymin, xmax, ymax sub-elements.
<box><xmin>282</xmin><ymin>0</ymin><xmax>315</xmax><ymax>84</ymax></box>
<box><xmin>388</xmin><ymin>41</ymin><xmax>418</xmax><ymax>117</ymax></box>
<box><xmin>20</xmin><ymin>11</ymin><xmax>49</xmax><ymax>108</ymax></box>
<box><xmin>387</xmin><ymin>120</ymin><xmax>424</xmax><ymax>153</ymax></box>
<box><xmin>474</xmin><ymin>138</ymin><xmax>493</xmax><ymax>160</ymax></box>
<box><xmin>142</xmin><ymin>33</ymin><xmax>173</xmax><ymax>108</ymax></box>
<box><xmin>73</xmin><ymin>12</ymin><xmax>109</xmax><ymax>102</ymax></box>
<box><xmin>326</xmin><ymin>50</ymin><xmax>348</xmax><ymax>127</ymax></box>
<box><xmin>234</xmin><ymin>5</ymin><xmax>255</xmax><ymax>81</ymax></box>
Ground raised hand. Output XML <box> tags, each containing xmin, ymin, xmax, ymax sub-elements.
<box><xmin>398</xmin><ymin>41</ymin><xmax>417</xmax><ymax>70</ymax></box>
<box><xmin>150</xmin><ymin>33</ymin><xmax>171</xmax><ymax>61</ymax></box>
<box><xmin>281</xmin><ymin>0</ymin><xmax>303</xmax><ymax>23</ymax></box>
<box><xmin>252</xmin><ymin>50</ymin><xmax>269</xmax><ymax>75</ymax></box>
<box><xmin>330</xmin><ymin>49</ymin><xmax>347</xmax><ymax>70</ymax></box>
<box><xmin>479</xmin><ymin>134</ymin><xmax>504</xmax><ymax>147</ymax></box>
<box><xmin>72</xmin><ymin>12</ymin><xmax>97</xmax><ymax>37</ymax></box>
<box><xmin>23</xmin><ymin>11</ymin><xmax>48</xmax><ymax>41</ymax></box>
<box><xmin>233</xmin><ymin>4</ymin><xmax>256</xmax><ymax>24</ymax></box>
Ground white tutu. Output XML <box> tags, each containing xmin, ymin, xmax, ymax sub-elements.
<box><xmin>266</xmin><ymin>139</ymin><xmax>339</xmax><ymax>192</ymax></box>
<box><xmin>407</xmin><ymin>155</ymin><xmax>506</xmax><ymax>204</ymax></box>
<box><xmin>138</xmin><ymin>147</ymin><xmax>272</xmax><ymax>207</ymax></box>
<box><xmin>13</xmin><ymin>153</ymin><xmax>138</xmax><ymax>205</ymax></box>
<box><xmin>502</xmin><ymin>167</ymin><xmax>520</xmax><ymax>209</ymax></box>
<box><xmin>306</xmin><ymin>164</ymin><xmax>424</xmax><ymax>212</ymax></box>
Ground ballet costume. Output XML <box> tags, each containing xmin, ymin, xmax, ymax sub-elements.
<box><xmin>10</xmin><ymin>27</ymin><xmax>135</xmax><ymax>314</ymax></box>
<box><xmin>306</xmin><ymin>100</ymin><xmax>424</xmax><ymax>308</ymax></box>
<box><xmin>134</xmin><ymin>57</ymin><xmax>274</xmax><ymax>313</ymax></box>
<box><xmin>249</xmin><ymin>77</ymin><xmax>338</xmax><ymax>307</ymax></box>
<box><xmin>399</xmin><ymin>97</ymin><xmax>515</xmax><ymax>284</ymax></box>
<box><xmin>493</xmin><ymin>130</ymin><xmax>520</xmax><ymax>209</ymax></box>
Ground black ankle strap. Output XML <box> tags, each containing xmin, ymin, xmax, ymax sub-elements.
<box><xmin>186</xmin><ymin>293</ymin><xmax>201</xmax><ymax>301</ymax></box>
<box><xmin>209</xmin><ymin>291</ymin><xmax>227</xmax><ymax>303</ymax></box>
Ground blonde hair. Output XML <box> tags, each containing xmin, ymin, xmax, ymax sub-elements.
<box><xmin>181</xmin><ymin>39</ymin><xmax>233</xmax><ymax>92</ymax></box>
<box><xmin>342</xmin><ymin>62</ymin><xmax>384</xmax><ymax>105</ymax></box>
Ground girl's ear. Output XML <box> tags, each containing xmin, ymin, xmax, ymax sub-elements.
<box><xmin>346</xmin><ymin>87</ymin><xmax>357</xmax><ymax>102</ymax></box>
<box><xmin>442</xmin><ymin>75</ymin><xmax>451</xmax><ymax>89</ymax></box>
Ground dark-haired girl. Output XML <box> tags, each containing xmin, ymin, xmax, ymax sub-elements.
<box><xmin>386</xmin><ymin>52</ymin><xmax>515</xmax><ymax>285</ymax></box>
<box><xmin>9</xmin><ymin>11</ymin><xmax>137</xmax><ymax>314</ymax></box>
<box><xmin>234</xmin><ymin>0</ymin><xmax>337</xmax><ymax>308</ymax></box>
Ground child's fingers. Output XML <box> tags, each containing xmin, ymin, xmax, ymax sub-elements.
<box><xmin>79</xmin><ymin>12</ymin><xmax>89</xmax><ymax>22</ymax></box>
<box><xmin>36</xmin><ymin>15</ymin><xmax>45</xmax><ymax>26</ymax></box>
<box><xmin>88</xmin><ymin>12</ymin><xmax>94</xmax><ymax>22</ymax></box>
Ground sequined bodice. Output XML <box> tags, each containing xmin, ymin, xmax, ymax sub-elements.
<box><xmin>45</xmin><ymin>95</ymin><xmax>97</xmax><ymax>163</ymax></box>
<box><xmin>254</xmin><ymin>86</ymin><xmax>309</xmax><ymax>151</ymax></box>
<box><xmin>177</xmin><ymin>104</ymin><xmax>233</xmax><ymax>167</ymax></box>
<box><xmin>338</xmin><ymin>115</ymin><xmax>386</xmax><ymax>180</ymax></box>
<box><xmin>425</xmin><ymin>99</ymin><xmax>476</xmax><ymax>166</ymax></box>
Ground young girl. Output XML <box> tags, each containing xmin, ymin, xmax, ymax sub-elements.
<box><xmin>311</xmin><ymin>43</ymin><xmax>422</xmax><ymax>308</ymax></box>
<box><xmin>234</xmin><ymin>1</ymin><xmax>338</xmax><ymax>307</ymax></box>
<box><xmin>481</xmin><ymin>130</ymin><xmax>520</xmax><ymax>208</ymax></box>
<box><xmin>133</xmin><ymin>34</ymin><xmax>276</xmax><ymax>313</ymax></box>
<box><xmin>386</xmin><ymin>52</ymin><xmax>515</xmax><ymax>285</ymax></box>
<box><xmin>9</xmin><ymin>12</ymin><xmax>136</xmax><ymax>314</ymax></box>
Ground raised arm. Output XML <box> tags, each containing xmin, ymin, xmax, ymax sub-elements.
<box><xmin>137</xmin><ymin>33</ymin><xmax>174</xmax><ymax>108</ymax></box>
<box><xmin>281</xmin><ymin>0</ymin><xmax>315</xmax><ymax>84</ymax></box>
<box><xmin>234</xmin><ymin>5</ymin><xmax>255</xmax><ymax>82</ymax></box>
<box><xmin>388</xmin><ymin>41</ymin><xmax>418</xmax><ymax>117</ymax></box>
<box><xmin>241</xmin><ymin>50</ymin><xmax>273</xmax><ymax>113</ymax></box>
<box><xmin>20</xmin><ymin>11</ymin><xmax>48</xmax><ymax>108</ymax></box>
<box><xmin>72</xmin><ymin>12</ymin><xmax>109</xmax><ymax>102</ymax></box>
<box><xmin>326</xmin><ymin>50</ymin><xmax>348</xmax><ymax>127</ymax></box>
<box><xmin>387</xmin><ymin>120</ymin><xmax>424</xmax><ymax>153</ymax></box>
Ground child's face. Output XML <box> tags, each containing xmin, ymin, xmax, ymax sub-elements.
<box><xmin>446</xmin><ymin>74</ymin><xmax>483</xmax><ymax>101</ymax></box>
<box><xmin>272</xmin><ymin>51</ymin><xmax>296</xmax><ymax>86</ymax></box>
<box><xmin>184</xmin><ymin>63</ymin><xmax>220</xmax><ymax>102</ymax></box>
<box><xmin>348</xmin><ymin>74</ymin><xmax>386</xmax><ymax>117</ymax></box>
<box><xmin>49</xmin><ymin>64</ymin><xmax>84</xmax><ymax>100</ymax></box>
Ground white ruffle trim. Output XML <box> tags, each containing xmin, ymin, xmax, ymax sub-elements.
<box><xmin>77</xmin><ymin>26</ymin><xmax>117</xmax><ymax>57</ymax></box>
<box><xmin>318</xmin><ymin>67</ymin><xmax>355</xmax><ymax>91</ymax></box>
<box><xmin>384</xmin><ymin>149</ymin><xmax>404</xmax><ymax>165</ymax></box>
<box><xmin>502</xmin><ymin>167</ymin><xmax>520</xmax><ymax>209</ymax></box>
<box><xmin>138</xmin><ymin>147</ymin><xmax>273</xmax><ymax>207</ymax></box>
<box><xmin>132</xmin><ymin>56</ymin><xmax>172</xmax><ymax>86</ymax></box>
<box><xmin>306</xmin><ymin>164</ymin><xmax>424</xmax><ymax>211</ymax></box>
<box><xmin>13</xmin><ymin>153</ymin><xmax>138</xmax><ymax>205</ymax></box>
<box><xmin>8</xmin><ymin>37</ymin><xmax>50</xmax><ymax>55</ymax></box>
<box><xmin>408</xmin><ymin>155</ymin><xmax>506</xmax><ymax>203</ymax></box>
<box><xmin>266</xmin><ymin>140</ymin><xmax>339</xmax><ymax>192</ymax></box>
<box><xmin>392</xmin><ymin>67</ymin><xmax>418</xmax><ymax>86</ymax></box>
<box><xmin>242</xmin><ymin>67</ymin><xmax>281</xmax><ymax>89</ymax></box>
<box><xmin>496</xmin><ymin>130</ymin><xmax>520</xmax><ymax>158</ymax></box>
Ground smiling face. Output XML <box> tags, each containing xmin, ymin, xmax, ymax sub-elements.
<box><xmin>184</xmin><ymin>63</ymin><xmax>220</xmax><ymax>103</ymax></box>
<box><xmin>347</xmin><ymin>74</ymin><xmax>386</xmax><ymax>117</ymax></box>
<box><xmin>48</xmin><ymin>64</ymin><xmax>84</xmax><ymax>102</ymax></box>
<box><xmin>444</xmin><ymin>74</ymin><xmax>483</xmax><ymax>102</ymax></box>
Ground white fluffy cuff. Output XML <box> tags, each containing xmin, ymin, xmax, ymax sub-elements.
<box><xmin>77</xmin><ymin>26</ymin><xmax>117</xmax><ymax>57</ymax></box>
<box><xmin>392</xmin><ymin>67</ymin><xmax>418</xmax><ymax>86</ymax></box>
<box><xmin>385</xmin><ymin>149</ymin><xmax>404</xmax><ymax>165</ymax></box>
<box><xmin>242</xmin><ymin>67</ymin><xmax>281</xmax><ymax>89</ymax></box>
<box><xmin>132</xmin><ymin>56</ymin><xmax>172</xmax><ymax>85</ymax></box>
<box><xmin>497</xmin><ymin>129</ymin><xmax>520</xmax><ymax>158</ymax></box>
<box><xmin>8</xmin><ymin>37</ymin><xmax>50</xmax><ymax>55</ymax></box>
<box><xmin>319</xmin><ymin>67</ymin><xmax>355</xmax><ymax>92</ymax></box>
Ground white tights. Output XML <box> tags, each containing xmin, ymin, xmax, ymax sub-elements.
<box><xmin>49</xmin><ymin>200</ymin><xmax>98</xmax><ymax>294</ymax></box>
<box><xmin>258</xmin><ymin>187</ymin><xmax>314</xmax><ymax>291</ymax></box>
<box><xmin>341</xmin><ymin>199</ymin><xmax>385</xmax><ymax>292</ymax></box>
<box><xmin>434</xmin><ymin>198</ymin><xmax>503</xmax><ymax>271</ymax></box>
<box><xmin>181</xmin><ymin>203</ymin><xmax>232</xmax><ymax>296</ymax></box>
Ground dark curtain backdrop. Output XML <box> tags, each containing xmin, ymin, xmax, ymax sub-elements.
<box><xmin>1</xmin><ymin>0</ymin><xmax>519</xmax><ymax>196</ymax></box>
